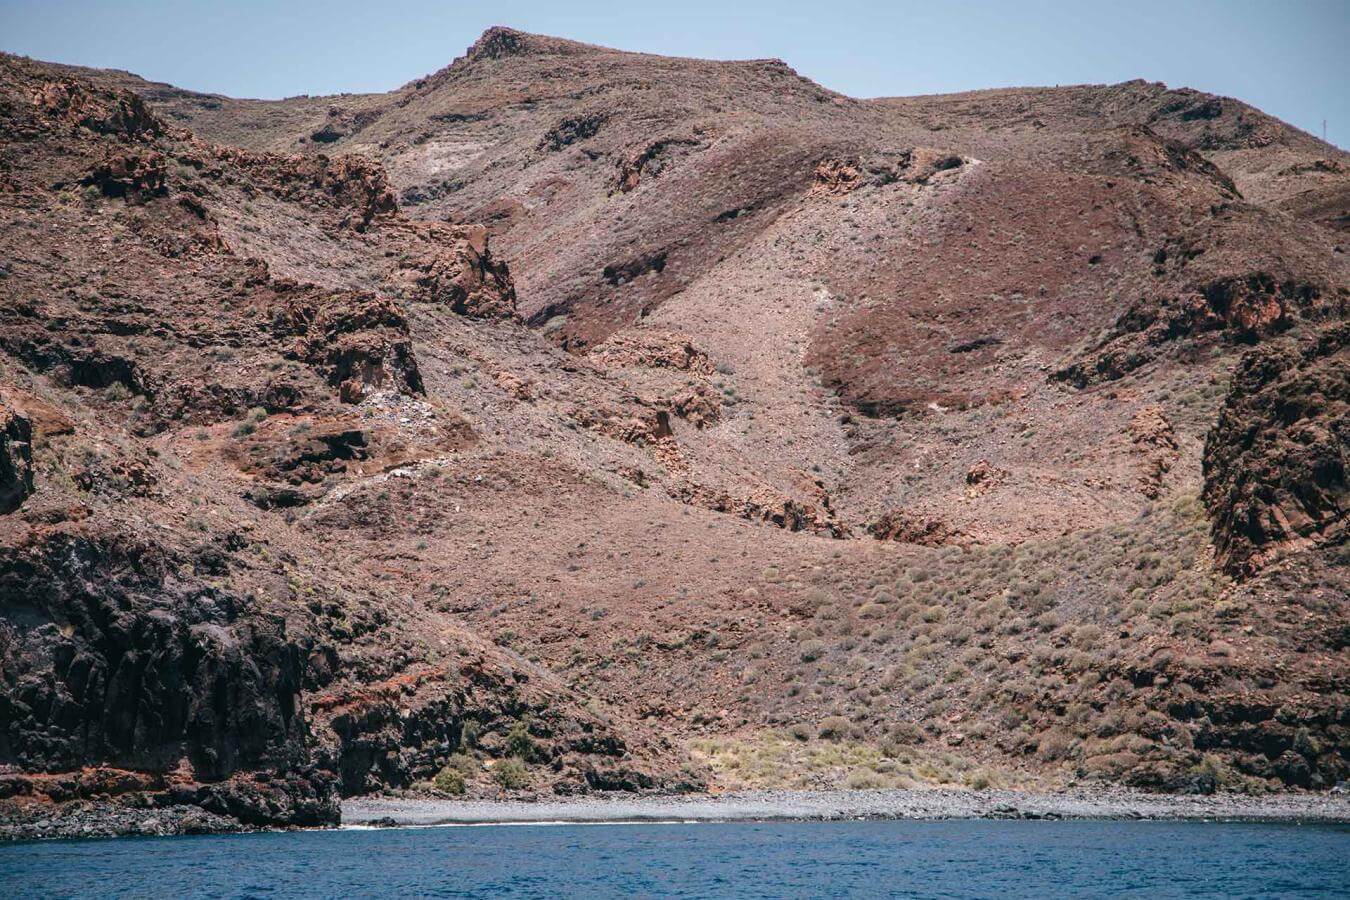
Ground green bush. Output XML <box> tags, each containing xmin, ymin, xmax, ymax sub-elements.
<box><xmin>888</xmin><ymin>721</ymin><xmax>924</xmax><ymax>745</ymax></box>
<box><xmin>444</xmin><ymin>752</ymin><xmax>477</xmax><ymax>775</ymax></box>
<box><xmin>1036</xmin><ymin>728</ymin><xmax>1075</xmax><ymax>762</ymax></box>
<box><xmin>494</xmin><ymin>758</ymin><xmax>529</xmax><ymax>790</ymax></box>
<box><xmin>506</xmin><ymin>722</ymin><xmax>537</xmax><ymax>760</ymax></box>
<box><xmin>433</xmin><ymin>766</ymin><xmax>466</xmax><ymax>795</ymax></box>
<box><xmin>920</xmin><ymin>605</ymin><xmax>945</xmax><ymax>623</ymax></box>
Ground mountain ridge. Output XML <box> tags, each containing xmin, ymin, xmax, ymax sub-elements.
<box><xmin>0</xmin><ymin>28</ymin><xmax>1345</xmax><ymax>839</ymax></box>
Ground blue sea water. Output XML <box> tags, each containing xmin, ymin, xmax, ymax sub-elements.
<box><xmin>2</xmin><ymin>819</ymin><xmax>1348</xmax><ymax>898</ymax></box>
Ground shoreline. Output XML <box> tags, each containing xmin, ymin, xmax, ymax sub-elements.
<box><xmin>342</xmin><ymin>788</ymin><xmax>1350</xmax><ymax>828</ymax></box>
<box><xmin>6</xmin><ymin>787</ymin><xmax>1347</xmax><ymax>842</ymax></box>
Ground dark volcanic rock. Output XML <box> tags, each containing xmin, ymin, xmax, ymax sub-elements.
<box><xmin>868</xmin><ymin>510</ymin><xmax>959</xmax><ymax>547</ymax></box>
<box><xmin>0</xmin><ymin>403</ymin><xmax>33</xmax><ymax>514</ymax></box>
<box><xmin>1203</xmin><ymin>324</ymin><xmax>1348</xmax><ymax>576</ymax></box>
<box><xmin>0</xmin><ymin>526</ymin><xmax>339</xmax><ymax>826</ymax></box>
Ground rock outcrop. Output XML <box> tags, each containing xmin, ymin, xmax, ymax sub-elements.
<box><xmin>272</xmin><ymin>283</ymin><xmax>424</xmax><ymax>403</ymax></box>
<box><xmin>84</xmin><ymin>149</ymin><xmax>168</xmax><ymax>200</ymax></box>
<box><xmin>588</xmin><ymin>329</ymin><xmax>714</xmax><ymax>374</ymax></box>
<box><xmin>0</xmin><ymin>527</ymin><xmax>337</xmax><ymax>827</ymax></box>
<box><xmin>0</xmin><ymin>402</ymin><xmax>33</xmax><ymax>514</ymax></box>
<box><xmin>868</xmin><ymin>510</ymin><xmax>959</xmax><ymax>546</ymax></box>
<box><xmin>1053</xmin><ymin>198</ymin><xmax>1341</xmax><ymax>390</ymax></box>
<box><xmin>964</xmin><ymin>460</ymin><xmax>1006</xmax><ymax>498</ymax></box>
<box><xmin>1130</xmin><ymin>406</ymin><xmax>1180</xmax><ymax>498</ymax></box>
<box><xmin>209</xmin><ymin>146</ymin><xmax>399</xmax><ymax>230</ymax></box>
<box><xmin>811</xmin><ymin>157</ymin><xmax>864</xmax><ymax>194</ymax></box>
<box><xmin>668</xmin><ymin>384</ymin><xmax>721</xmax><ymax>429</ymax></box>
<box><xmin>1203</xmin><ymin>325</ymin><xmax>1348</xmax><ymax>576</ymax></box>
<box><xmin>1056</xmin><ymin>273</ymin><xmax>1326</xmax><ymax>387</ymax></box>
<box><xmin>614</xmin><ymin>138</ymin><xmax>701</xmax><ymax>193</ymax></box>
<box><xmin>31</xmin><ymin>77</ymin><xmax>161</xmax><ymax>138</ymax></box>
<box><xmin>670</xmin><ymin>482</ymin><xmax>848</xmax><ymax>537</ymax></box>
<box><xmin>392</xmin><ymin>222</ymin><xmax>517</xmax><ymax>318</ymax></box>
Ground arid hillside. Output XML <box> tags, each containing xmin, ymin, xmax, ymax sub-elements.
<box><xmin>2</xmin><ymin>28</ymin><xmax>1346</xmax><ymax>837</ymax></box>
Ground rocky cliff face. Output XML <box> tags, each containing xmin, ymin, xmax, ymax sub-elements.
<box><xmin>2</xmin><ymin>30</ymin><xmax>1348</xmax><ymax>836</ymax></box>
<box><xmin>0</xmin><ymin>404</ymin><xmax>32</xmax><ymax>513</ymax></box>
<box><xmin>1205</xmin><ymin>325</ymin><xmax>1348</xmax><ymax>576</ymax></box>
<box><xmin>0</xmin><ymin>526</ymin><xmax>336</xmax><ymax>827</ymax></box>
<box><xmin>0</xmin><ymin>53</ymin><xmax>688</xmax><ymax>837</ymax></box>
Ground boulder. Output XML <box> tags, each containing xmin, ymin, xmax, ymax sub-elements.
<box><xmin>669</xmin><ymin>385</ymin><xmax>721</xmax><ymax>429</ymax></box>
<box><xmin>965</xmin><ymin>460</ymin><xmax>1006</xmax><ymax>497</ymax></box>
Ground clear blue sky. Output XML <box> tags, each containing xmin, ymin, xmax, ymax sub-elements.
<box><xmin>2</xmin><ymin>0</ymin><xmax>1347</xmax><ymax>147</ymax></box>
